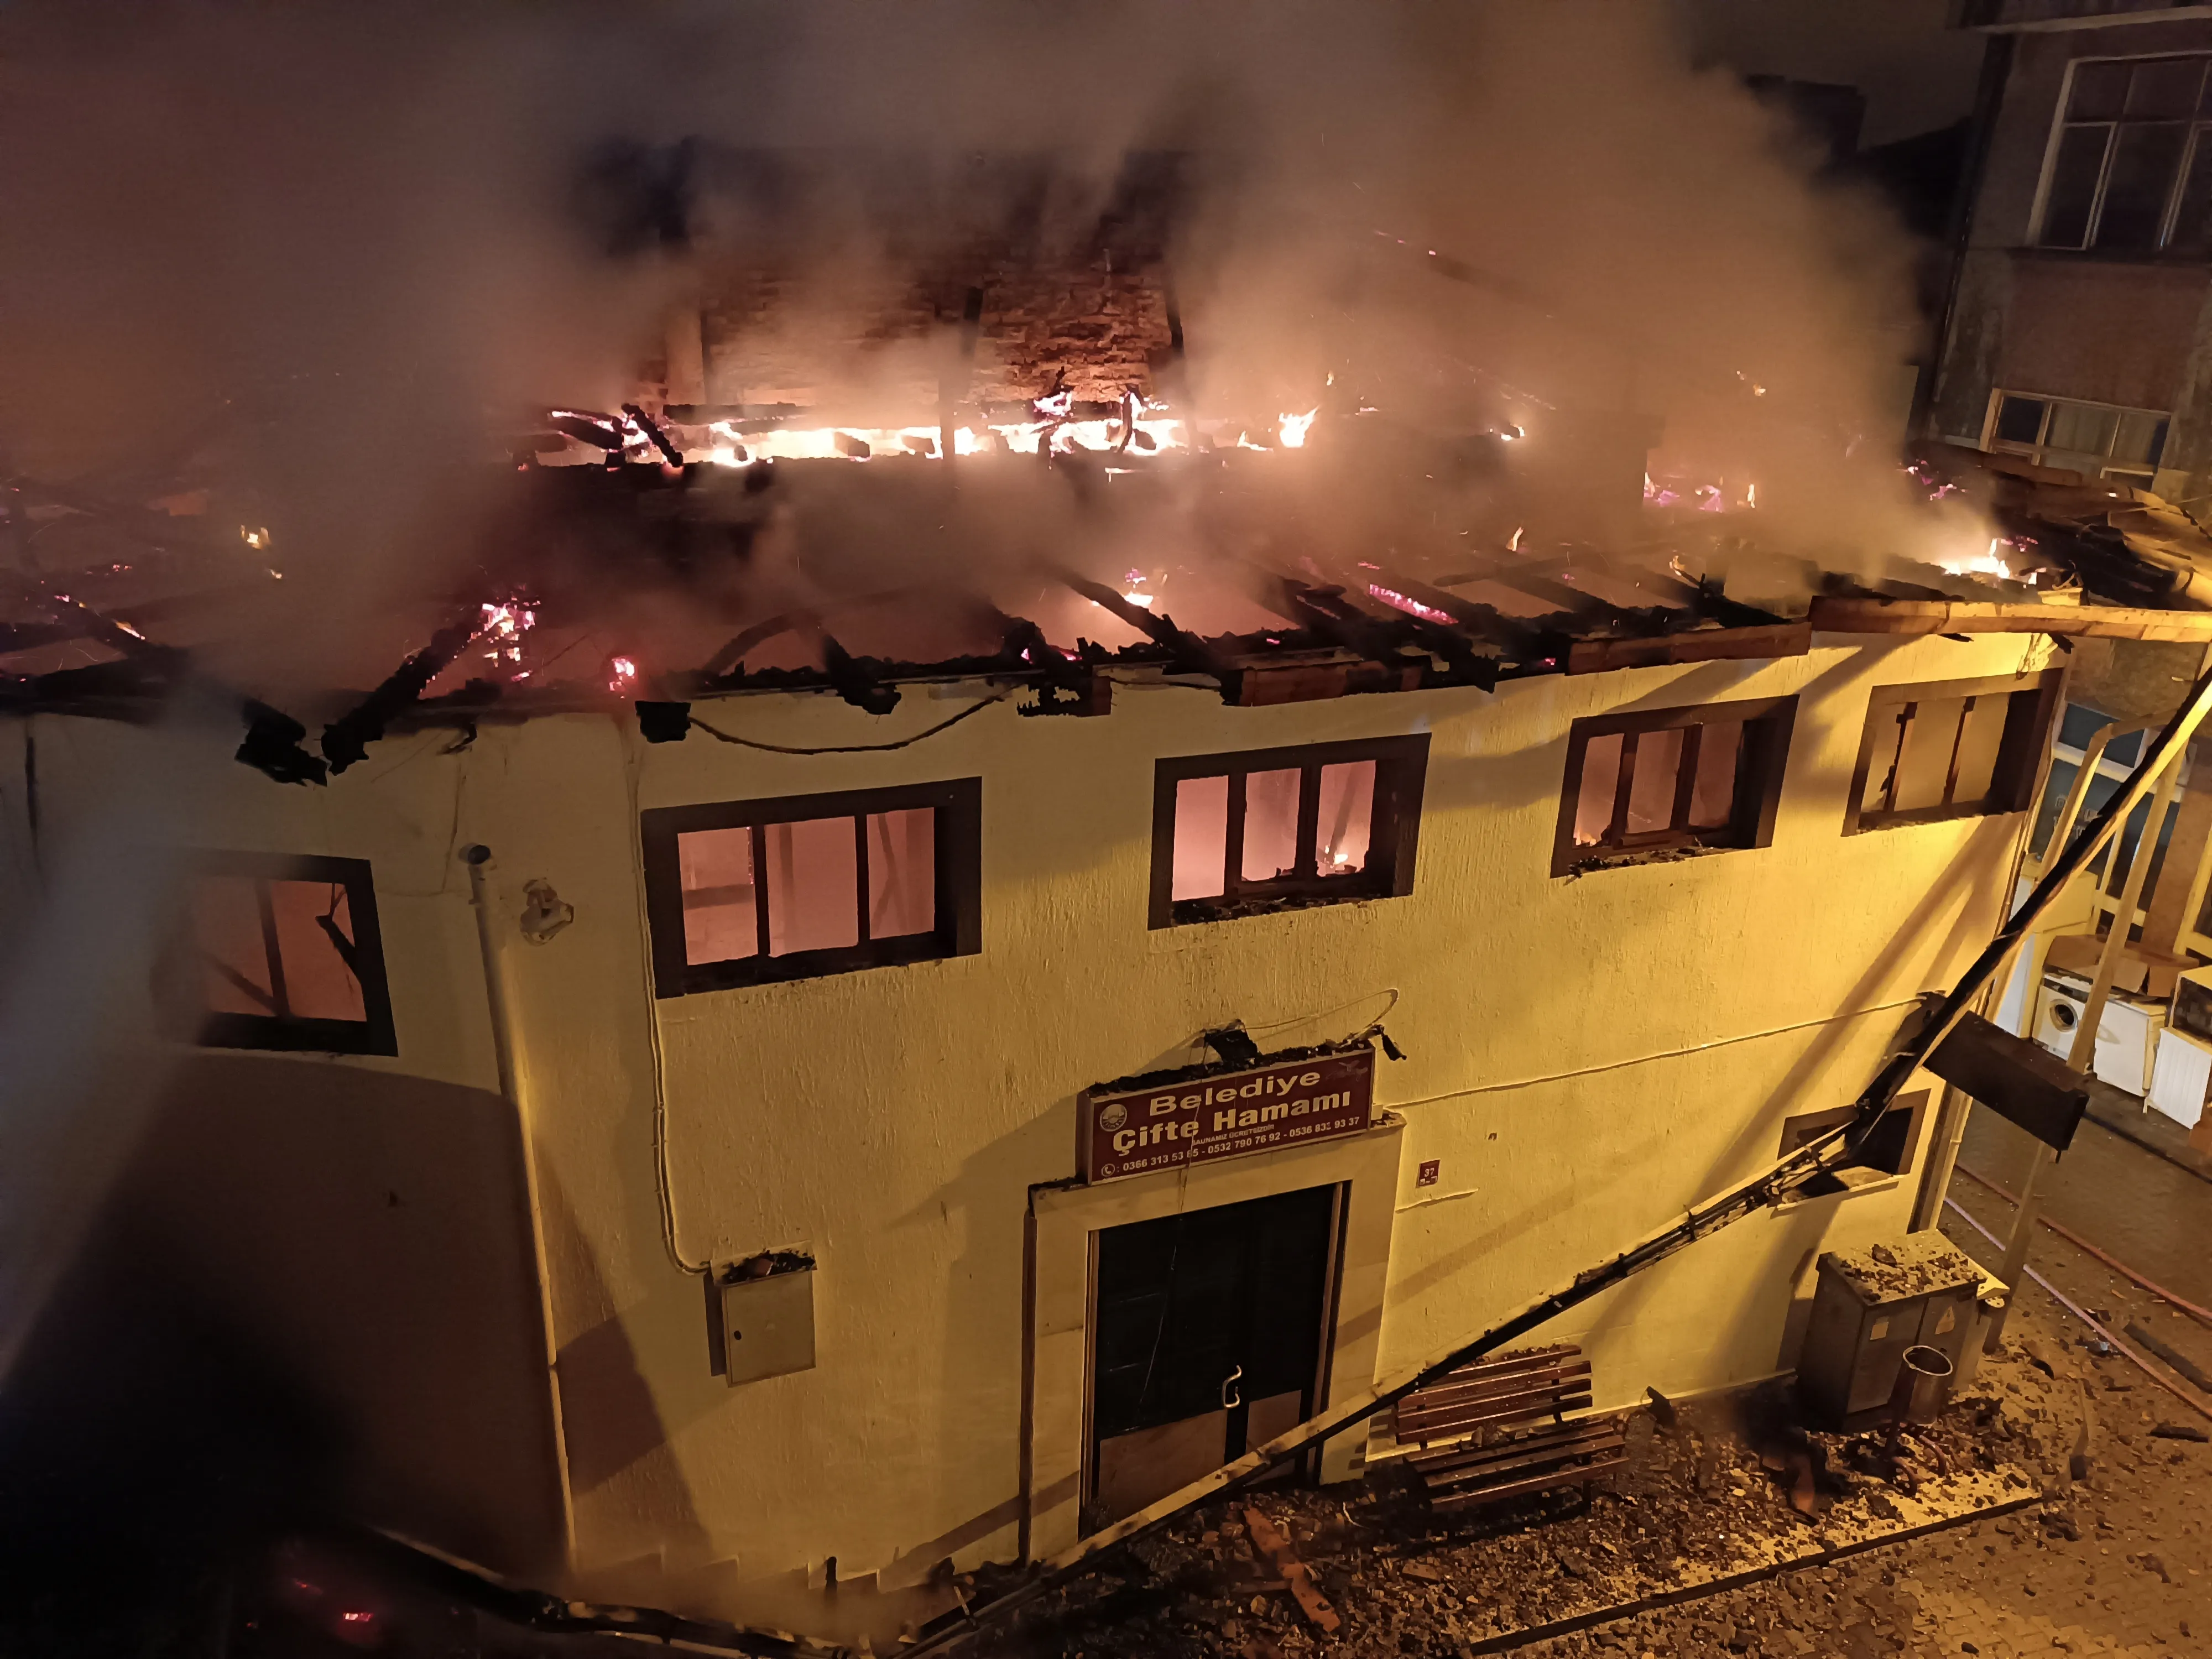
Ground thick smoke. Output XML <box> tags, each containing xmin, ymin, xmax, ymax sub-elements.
<box><xmin>0</xmin><ymin>1</ymin><xmax>1972</xmax><ymax>676</ymax></box>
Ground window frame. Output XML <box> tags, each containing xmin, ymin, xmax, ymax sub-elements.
<box><xmin>179</xmin><ymin>852</ymin><xmax>397</xmax><ymax>1056</ymax></box>
<box><xmin>1147</xmin><ymin>734</ymin><xmax>1429</xmax><ymax>929</ymax></box>
<box><xmin>1845</xmin><ymin>670</ymin><xmax>2063</xmax><ymax>836</ymax></box>
<box><xmin>1550</xmin><ymin>696</ymin><xmax>1797</xmax><ymax>878</ymax></box>
<box><xmin>2030</xmin><ymin>50</ymin><xmax>2212</xmax><ymax>254</ymax></box>
<box><xmin>641</xmin><ymin>778</ymin><xmax>982</xmax><ymax>996</ymax></box>
<box><xmin>1980</xmin><ymin>387</ymin><xmax>2171</xmax><ymax>482</ymax></box>
<box><xmin>1778</xmin><ymin>1089</ymin><xmax>1931</xmax><ymax>1185</ymax></box>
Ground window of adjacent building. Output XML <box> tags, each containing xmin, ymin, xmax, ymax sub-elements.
<box><xmin>641</xmin><ymin>780</ymin><xmax>980</xmax><ymax>994</ymax></box>
<box><xmin>1149</xmin><ymin>735</ymin><xmax>1428</xmax><ymax>927</ymax></box>
<box><xmin>2035</xmin><ymin>53</ymin><xmax>2212</xmax><ymax>254</ymax></box>
<box><xmin>1846</xmin><ymin>672</ymin><xmax>2063</xmax><ymax>835</ymax></box>
<box><xmin>1985</xmin><ymin>389</ymin><xmax>2169</xmax><ymax>482</ymax></box>
<box><xmin>174</xmin><ymin>854</ymin><xmax>397</xmax><ymax>1055</ymax></box>
<box><xmin>1778</xmin><ymin>1091</ymin><xmax>1931</xmax><ymax>1195</ymax></box>
<box><xmin>1551</xmin><ymin>698</ymin><xmax>1796</xmax><ymax>877</ymax></box>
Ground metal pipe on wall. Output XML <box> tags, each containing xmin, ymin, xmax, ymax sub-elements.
<box><xmin>462</xmin><ymin>843</ymin><xmax>579</xmax><ymax>1566</ymax></box>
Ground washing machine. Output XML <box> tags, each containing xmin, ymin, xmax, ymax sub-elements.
<box><xmin>2033</xmin><ymin>970</ymin><xmax>2165</xmax><ymax>1097</ymax></box>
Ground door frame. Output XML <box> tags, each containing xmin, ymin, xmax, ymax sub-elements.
<box><xmin>1081</xmin><ymin>1180</ymin><xmax>1349</xmax><ymax>1529</ymax></box>
<box><xmin>1022</xmin><ymin>1115</ymin><xmax>1405</xmax><ymax>1560</ymax></box>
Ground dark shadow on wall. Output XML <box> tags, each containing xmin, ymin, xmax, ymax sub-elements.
<box><xmin>3</xmin><ymin>1050</ymin><xmax>569</xmax><ymax>1592</ymax></box>
<box><xmin>0</xmin><ymin>1208</ymin><xmax>340</xmax><ymax>1654</ymax></box>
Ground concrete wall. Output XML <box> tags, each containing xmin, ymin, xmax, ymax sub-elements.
<box><xmin>2</xmin><ymin>627</ymin><xmax>2048</xmax><ymax>1618</ymax></box>
<box><xmin>1932</xmin><ymin>19</ymin><xmax>2212</xmax><ymax>500</ymax></box>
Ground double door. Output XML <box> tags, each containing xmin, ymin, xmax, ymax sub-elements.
<box><xmin>1087</xmin><ymin>1183</ymin><xmax>1342</xmax><ymax>1528</ymax></box>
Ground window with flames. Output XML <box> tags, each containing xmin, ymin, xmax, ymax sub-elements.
<box><xmin>1150</xmin><ymin>736</ymin><xmax>1428</xmax><ymax>927</ymax></box>
<box><xmin>641</xmin><ymin>781</ymin><xmax>980</xmax><ymax>994</ymax></box>
<box><xmin>174</xmin><ymin>854</ymin><xmax>395</xmax><ymax>1054</ymax></box>
<box><xmin>1553</xmin><ymin>697</ymin><xmax>1797</xmax><ymax>875</ymax></box>
<box><xmin>2036</xmin><ymin>53</ymin><xmax>2212</xmax><ymax>254</ymax></box>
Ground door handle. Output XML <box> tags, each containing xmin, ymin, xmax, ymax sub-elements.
<box><xmin>1222</xmin><ymin>1364</ymin><xmax>1243</xmax><ymax>1409</ymax></box>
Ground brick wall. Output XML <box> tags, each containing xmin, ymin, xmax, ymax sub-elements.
<box><xmin>690</xmin><ymin>253</ymin><xmax>1176</xmax><ymax>414</ymax></box>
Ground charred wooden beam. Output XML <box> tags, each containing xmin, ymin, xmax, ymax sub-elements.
<box><xmin>821</xmin><ymin>635</ymin><xmax>901</xmax><ymax>716</ymax></box>
<box><xmin>1246</xmin><ymin>570</ymin><xmax>1499</xmax><ymax>692</ymax></box>
<box><xmin>621</xmin><ymin>403</ymin><xmax>685</xmax><ymax>467</ymax></box>
<box><xmin>1810</xmin><ymin>596</ymin><xmax>2212</xmax><ymax>641</ymax></box>
<box><xmin>237</xmin><ymin>700</ymin><xmax>328</xmax><ymax>785</ymax></box>
<box><xmin>1434</xmin><ymin>554</ymin><xmax>1613</xmax><ymax>618</ymax></box>
<box><xmin>546</xmin><ymin>410</ymin><xmax>625</xmax><ymax>452</ymax></box>
<box><xmin>696</xmin><ymin>588</ymin><xmax>925</xmax><ymax>685</ymax></box>
<box><xmin>1362</xmin><ymin>568</ymin><xmax>1552</xmax><ymax>659</ymax></box>
<box><xmin>1588</xmin><ymin>553</ymin><xmax>1781</xmax><ymax>630</ymax></box>
<box><xmin>1056</xmin><ymin>568</ymin><xmax>1222</xmax><ymax>679</ymax></box>
<box><xmin>1566</xmin><ymin>621</ymin><xmax>1812</xmax><ymax>675</ymax></box>
<box><xmin>321</xmin><ymin>611</ymin><xmax>486</xmax><ymax>774</ymax></box>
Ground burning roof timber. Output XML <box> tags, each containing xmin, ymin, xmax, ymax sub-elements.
<box><xmin>8</xmin><ymin>170</ymin><xmax>2212</xmax><ymax>785</ymax></box>
<box><xmin>6</xmin><ymin>408</ymin><xmax>2212</xmax><ymax>785</ymax></box>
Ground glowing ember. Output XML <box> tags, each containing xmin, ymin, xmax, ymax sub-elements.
<box><xmin>608</xmin><ymin>655</ymin><xmax>639</xmax><ymax>692</ymax></box>
<box><xmin>241</xmin><ymin>526</ymin><xmax>271</xmax><ymax>550</ymax></box>
<box><xmin>1366</xmin><ymin>582</ymin><xmax>1454</xmax><ymax>625</ymax></box>
<box><xmin>1508</xmin><ymin>526</ymin><xmax>1524</xmax><ymax>552</ymax></box>
<box><xmin>1277</xmin><ymin>408</ymin><xmax>1319</xmax><ymax>448</ymax></box>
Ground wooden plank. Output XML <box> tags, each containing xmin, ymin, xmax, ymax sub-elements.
<box><xmin>1808</xmin><ymin>596</ymin><xmax>2212</xmax><ymax>642</ymax></box>
<box><xmin>1423</xmin><ymin>1345</ymin><xmax>1583</xmax><ymax>1384</ymax></box>
<box><xmin>1243</xmin><ymin>1508</ymin><xmax>1341</xmax><ymax>1635</ymax></box>
<box><xmin>1402</xmin><ymin>1358</ymin><xmax>1589</xmax><ymax>1407</ymax></box>
<box><xmin>1400</xmin><ymin>1379</ymin><xmax>1586</xmax><ymax>1425</ymax></box>
<box><xmin>1422</xmin><ymin>1352</ymin><xmax>1580</xmax><ymax>1389</ymax></box>
<box><xmin>1399</xmin><ymin>1389</ymin><xmax>1594</xmax><ymax>1440</ymax></box>
<box><xmin>1430</xmin><ymin>1453</ymin><xmax>1627</xmax><ymax>1514</ymax></box>
<box><xmin>1567</xmin><ymin>621</ymin><xmax>1811</xmax><ymax>675</ymax></box>
<box><xmin>1413</xmin><ymin>1425</ymin><xmax>1626</xmax><ymax>1485</ymax></box>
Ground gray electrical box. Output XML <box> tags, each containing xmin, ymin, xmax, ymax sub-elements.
<box><xmin>711</xmin><ymin>1258</ymin><xmax>817</xmax><ymax>1386</ymax></box>
<box><xmin>1798</xmin><ymin>1233</ymin><xmax>1984</xmax><ymax>1431</ymax></box>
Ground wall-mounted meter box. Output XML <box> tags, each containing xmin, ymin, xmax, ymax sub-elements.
<box><xmin>707</xmin><ymin>1253</ymin><xmax>816</xmax><ymax>1386</ymax></box>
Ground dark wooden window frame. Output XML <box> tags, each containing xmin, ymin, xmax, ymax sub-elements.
<box><xmin>1777</xmin><ymin>1089</ymin><xmax>1932</xmax><ymax>1185</ymax></box>
<box><xmin>641</xmin><ymin>778</ymin><xmax>982</xmax><ymax>997</ymax></box>
<box><xmin>182</xmin><ymin>852</ymin><xmax>397</xmax><ymax>1056</ymax></box>
<box><xmin>1147</xmin><ymin>735</ymin><xmax>1430</xmax><ymax>930</ymax></box>
<box><xmin>1844</xmin><ymin>669</ymin><xmax>2063</xmax><ymax>836</ymax></box>
<box><xmin>1550</xmin><ymin>696</ymin><xmax>1797</xmax><ymax>878</ymax></box>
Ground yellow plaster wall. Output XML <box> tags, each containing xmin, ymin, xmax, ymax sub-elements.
<box><xmin>3</xmin><ymin>628</ymin><xmax>2052</xmax><ymax>1600</ymax></box>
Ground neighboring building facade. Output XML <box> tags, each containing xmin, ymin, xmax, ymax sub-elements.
<box><xmin>3</xmin><ymin>623</ymin><xmax>2059</xmax><ymax>1620</ymax></box>
<box><xmin>1931</xmin><ymin>1</ymin><xmax>2212</xmax><ymax>498</ymax></box>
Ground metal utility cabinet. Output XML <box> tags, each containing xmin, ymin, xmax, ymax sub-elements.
<box><xmin>1797</xmin><ymin>1233</ymin><xmax>1987</xmax><ymax>1432</ymax></box>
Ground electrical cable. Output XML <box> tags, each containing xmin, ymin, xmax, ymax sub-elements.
<box><xmin>1379</xmin><ymin>996</ymin><xmax>1924</xmax><ymax>1112</ymax></box>
<box><xmin>619</xmin><ymin>718</ymin><xmax>709</xmax><ymax>1276</ymax></box>
<box><xmin>688</xmin><ymin>693</ymin><xmax>1008</xmax><ymax>755</ymax></box>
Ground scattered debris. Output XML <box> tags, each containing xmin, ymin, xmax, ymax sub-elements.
<box><xmin>1240</xmin><ymin>1508</ymin><xmax>1339</xmax><ymax>1634</ymax></box>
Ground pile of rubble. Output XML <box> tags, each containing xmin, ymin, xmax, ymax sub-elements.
<box><xmin>982</xmin><ymin>1359</ymin><xmax>2077</xmax><ymax>1659</ymax></box>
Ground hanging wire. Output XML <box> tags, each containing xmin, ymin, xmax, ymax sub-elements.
<box><xmin>688</xmin><ymin>694</ymin><xmax>1009</xmax><ymax>755</ymax></box>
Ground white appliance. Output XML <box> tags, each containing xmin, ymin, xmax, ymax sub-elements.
<box><xmin>2149</xmin><ymin>1026</ymin><xmax>2212</xmax><ymax>1130</ymax></box>
<box><xmin>2033</xmin><ymin>971</ymin><xmax>2165</xmax><ymax>1096</ymax></box>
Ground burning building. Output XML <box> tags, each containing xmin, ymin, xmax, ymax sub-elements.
<box><xmin>11</xmin><ymin>7</ymin><xmax>2212</xmax><ymax>1651</ymax></box>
